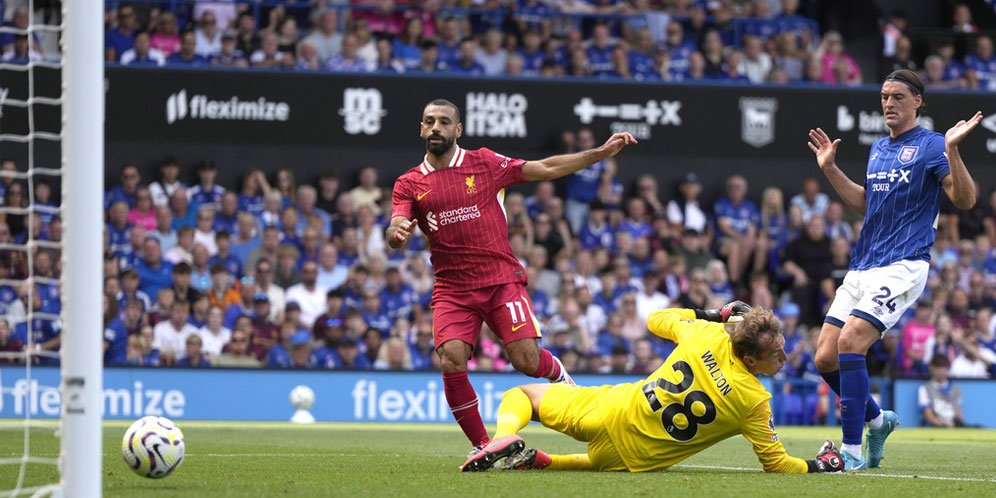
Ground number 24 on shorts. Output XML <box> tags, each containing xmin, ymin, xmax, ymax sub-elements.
<box><xmin>871</xmin><ymin>286</ymin><xmax>900</xmax><ymax>313</ymax></box>
<box><xmin>642</xmin><ymin>360</ymin><xmax>717</xmax><ymax>442</ymax></box>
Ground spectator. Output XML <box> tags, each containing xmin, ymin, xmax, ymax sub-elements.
<box><xmin>935</xmin><ymin>39</ymin><xmax>967</xmax><ymax>84</ymax></box>
<box><xmin>412</xmin><ymin>40</ymin><xmax>443</xmax><ymax>74</ymax></box>
<box><xmin>166</xmin><ymin>32</ymin><xmax>208</xmax><ymax>66</ymax></box>
<box><xmin>107</xmin><ymin>201</ymin><xmax>133</xmax><ymax>261</ymax></box>
<box><xmin>177</xmin><ymin>334</ymin><xmax>211</xmax><ymax>367</ymax></box>
<box><xmin>772</xmin><ymin>31</ymin><xmax>805</xmax><ymax>81</ymax></box>
<box><xmin>952</xmin><ymin>3</ymin><xmax>977</xmax><ymax>34</ymax></box>
<box><xmin>117</xmin><ymin>268</ymin><xmax>151</xmax><ymax>312</ymax></box>
<box><xmin>105</xmin><ymin>164</ymin><xmax>141</xmax><ymax>211</ymax></box>
<box><xmin>450</xmin><ymin>37</ymin><xmax>485</xmax><ymax>75</ymax></box>
<box><xmin>165</xmin><ymin>227</ymin><xmax>195</xmax><ymax>264</ymax></box>
<box><xmin>151</xmin><ymin>207</ymin><xmax>177</xmax><ymax>254</ymax></box>
<box><xmin>818</xmin><ymin>30</ymin><xmax>861</xmax><ymax>85</ymax></box>
<box><xmin>305</xmin><ymin>9</ymin><xmax>342</xmax><ymax>63</ymax></box>
<box><xmin>334</xmin><ymin>336</ymin><xmax>369</xmax><ymax>369</ymax></box>
<box><xmin>148</xmin><ymin>288</ymin><xmax>175</xmax><ymax>327</ymax></box>
<box><xmin>120</xmin><ymin>31</ymin><xmax>165</xmax><ymax>67</ymax></box>
<box><xmin>232</xmin><ymin>11</ymin><xmax>259</xmax><ymax>56</ymax></box>
<box><xmin>475</xmin><ymin>28</ymin><xmax>507</xmax><ymax>76</ymax></box>
<box><xmin>250</xmin><ymin>31</ymin><xmax>293</xmax><ymax>69</ymax></box>
<box><xmin>782</xmin><ymin>216</ymin><xmax>833</xmax><ymax>325</ymax></box>
<box><xmin>171</xmin><ymin>261</ymin><xmax>202</xmax><ymax>304</ymax></box>
<box><xmin>198</xmin><ymin>305</ymin><xmax>231</xmax><ymax>359</ymax></box>
<box><xmin>902</xmin><ymin>301</ymin><xmax>935</xmax><ymax>375</ymax></box>
<box><xmin>211</xmin><ymin>30</ymin><xmax>247</xmax><ymax>67</ymax></box>
<box><xmin>190</xmin><ymin>246</ymin><xmax>212</xmax><ymax>292</ymax></box>
<box><xmin>213</xmin><ymin>192</ymin><xmax>240</xmax><ymax>236</ymax></box>
<box><xmin>880</xmin><ymin>35</ymin><xmax>917</xmax><ymax>81</ymax></box>
<box><xmin>374</xmin><ymin>337</ymin><xmax>413</xmax><ymax>370</ymax></box>
<box><xmin>327</xmin><ymin>33</ymin><xmax>369</xmax><ymax>72</ymax></box>
<box><xmin>667</xmin><ymin>173</ymin><xmax>709</xmax><ymax>235</ymax></box>
<box><xmin>186</xmin><ymin>160</ymin><xmax>224</xmax><ymax>210</ymax></box>
<box><xmin>222</xmin><ymin>275</ymin><xmax>256</xmax><ymax>328</ymax></box>
<box><xmin>923</xmin><ymin>54</ymin><xmax>966</xmax><ymax>90</ymax></box>
<box><xmin>824</xmin><ymin>201</ymin><xmax>854</xmax><ymax>243</ymax></box>
<box><xmin>194</xmin><ymin>9</ymin><xmax>222</xmax><ymax>58</ymax></box>
<box><xmin>880</xmin><ymin>10</ymin><xmax>908</xmax><ymax>59</ymax></box>
<box><xmin>715</xmin><ymin>175</ymin><xmax>760</xmax><ymax>284</ymax></box>
<box><xmin>152</xmin><ymin>300</ymin><xmax>198</xmax><ymax>364</ymax></box>
<box><xmin>193</xmin><ymin>209</ymin><xmax>219</xmax><ymax>256</ymax></box>
<box><xmin>285</xmin><ymin>261</ymin><xmax>327</xmax><ymax>329</ymax></box>
<box><xmin>104</xmin><ymin>298</ymin><xmax>143</xmax><ymax>366</ymax></box>
<box><xmin>150</xmin><ymin>11</ymin><xmax>181</xmax><ymax>57</ymax></box>
<box><xmin>213</xmin><ymin>328</ymin><xmax>260</xmax><ymax>367</ymax></box>
<box><xmin>951</xmin><ymin>333</ymin><xmax>993</xmax><ymax>378</ymax></box>
<box><xmin>740</xmin><ymin>35</ymin><xmax>772</xmax><ymax>83</ymax></box>
<box><xmin>105</xmin><ymin>4</ymin><xmax>138</xmax><ymax>62</ymax></box>
<box><xmin>966</xmin><ymin>35</ymin><xmax>996</xmax><ymax>92</ymax></box>
<box><xmin>919</xmin><ymin>355</ymin><xmax>966</xmax><ymax>427</ymax></box>
<box><xmin>210</xmin><ymin>231</ymin><xmax>242</xmax><ymax>278</ymax></box>
<box><xmin>206</xmin><ymin>264</ymin><xmax>240</xmax><ymax>309</ymax></box>
<box><xmin>135</xmin><ymin>237</ymin><xmax>174</xmax><ymax>299</ymax></box>
<box><xmin>790</xmin><ymin>178</ymin><xmax>829</xmax><ymax>223</ymax></box>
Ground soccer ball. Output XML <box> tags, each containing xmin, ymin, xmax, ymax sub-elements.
<box><xmin>289</xmin><ymin>385</ymin><xmax>315</xmax><ymax>410</ymax></box>
<box><xmin>121</xmin><ymin>416</ymin><xmax>185</xmax><ymax>478</ymax></box>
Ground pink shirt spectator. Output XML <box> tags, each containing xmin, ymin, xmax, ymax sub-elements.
<box><xmin>901</xmin><ymin>320</ymin><xmax>935</xmax><ymax>373</ymax></box>
<box><xmin>151</xmin><ymin>33</ymin><xmax>181</xmax><ymax>57</ymax></box>
<box><xmin>128</xmin><ymin>208</ymin><xmax>157</xmax><ymax>232</ymax></box>
<box><xmin>820</xmin><ymin>53</ymin><xmax>861</xmax><ymax>84</ymax></box>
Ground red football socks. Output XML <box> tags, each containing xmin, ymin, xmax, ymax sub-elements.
<box><xmin>442</xmin><ymin>371</ymin><xmax>489</xmax><ymax>447</ymax></box>
<box><xmin>532</xmin><ymin>348</ymin><xmax>562</xmax><ymax>381</ymax></box>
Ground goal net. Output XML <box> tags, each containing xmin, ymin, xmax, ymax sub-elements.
<box><xmin>0</xmin><ymin>1</ymin><xmax>103</xmax><ymax>497</ymax></box>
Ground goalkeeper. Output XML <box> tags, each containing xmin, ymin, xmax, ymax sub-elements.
<box><xmin>461</xmin><ymin>304</ymin><xmax>844</xmax><ymax>474</ymax></box>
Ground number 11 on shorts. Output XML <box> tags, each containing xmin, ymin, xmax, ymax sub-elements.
<box><xmin>505</xmin><ymin>301</ymin><xmax>526</xmax><ymax>323</ymax></box>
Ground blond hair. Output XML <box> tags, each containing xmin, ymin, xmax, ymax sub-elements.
<box><xmin>729</xmin><ymin>307</ymin><xmax>781</xmax><ymax>360</ymax></box>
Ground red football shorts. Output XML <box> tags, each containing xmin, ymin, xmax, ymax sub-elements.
<box><xmin>431</xmin><ymin>282</ymin><xmax>542</xmax><ymax>349</ymax></box>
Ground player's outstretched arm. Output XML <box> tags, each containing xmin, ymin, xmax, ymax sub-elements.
<box><xmin>807</xmin><ymin>128</ymin><xmax>866</xmax><ymax>213</ymax></box>
<box><xmin>942</xmin><ymin>111</ymin><xmax>983</xmax><ymax>210</ymax></box>
<box><xmin>522</xmin><ymin>132</ymin><xmax>637</xmax><ymax>182</ymax></box>
<box><xmin>386</xmin><ymin>216</ymin><xmax>416</xmax><ymax>250</ymax></box>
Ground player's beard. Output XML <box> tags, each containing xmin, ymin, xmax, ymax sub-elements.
<box><xmin>425</xmin><ymin>134</ymin><xmax>455</xmax><ymax>156</ymax></box>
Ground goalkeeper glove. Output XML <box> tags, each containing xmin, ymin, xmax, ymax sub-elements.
<box><xmin>807</xmin><ymin>440</ymin><xmax>845</xmax><ymax>473</ymax></box>
<box><xmin>695</xmin><ymin>301</ymin><xmax>752</xmax><ymax>323</ymax></box>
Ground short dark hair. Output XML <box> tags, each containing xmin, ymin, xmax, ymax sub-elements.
<box><xmin>173</xmin><ymin>262</ymin><xmax>192</xmax><ymax>275</ymax></box>
<box><xmin>424</xmin><ymin>98</ymin><xmax>461</xmax><ymax>122</ymax></box>
<box><xmin>884</xmin><ymin>69</ymin><xmax>926</xmax><ymax>115</ymax></box>
<box><xmin>930</xmin><ymin>354</ymin><xmax>951</xmax><ymax>369</ymax></box>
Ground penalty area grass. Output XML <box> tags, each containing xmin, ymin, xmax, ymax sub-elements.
<box><xmin>1</xmin><ymin>421</ymin><xmax>994</xmax><ymax>497</ymax></box>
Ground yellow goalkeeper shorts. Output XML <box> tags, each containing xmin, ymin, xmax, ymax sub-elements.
<box><xmin>538</xmin><ymin>383</ymin><xmax>627</xmax><ymax>471</ymax></box>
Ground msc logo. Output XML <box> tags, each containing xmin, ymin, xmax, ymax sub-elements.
<box><xmin>465</xmin><ymin>175</ymin><xmax>477</xmax><ymax>194</ymax></box>
<box><xmin>165</xmin><ymin>89</ymin><xmax>290</xmax><ymax>124</ymax></box>
<box><xmin>740</xmin><ymin>97</ymin><xmax>777</xmax><ymax>148</ymax></box>
<box><xmin>340</xmin><ymin>88</ymin><xmax>386</xmax><ymax>135</ymax></box>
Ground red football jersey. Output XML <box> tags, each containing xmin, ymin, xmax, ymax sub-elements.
<box><xmin>391</xmin><ymin>146</ymin><xmax>528</xmax><ymax>294</ymax></box>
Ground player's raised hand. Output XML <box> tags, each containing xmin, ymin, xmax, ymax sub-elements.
<box><xmin>807</xmin><ymin>128</ymin><xmax>841</xmax><ymax>171</ymax></box>
<box><xmin>945</xmin><ymin>111</ymin><xmax>983</xmax><ymax>148</ymax></box>
<box><xmin>599</xmin><ymin>132</ymin><xmax>638</xmax><ymax>158</ymax></box>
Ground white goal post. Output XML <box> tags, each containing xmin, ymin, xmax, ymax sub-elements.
<box><xmin>59</xmin><ymin>0</ymin><xmax>104</xmax><ymax>497</ymax></box>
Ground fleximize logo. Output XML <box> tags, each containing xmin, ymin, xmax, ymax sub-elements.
<box><xmin>165</xmin><ymin>89</ymin><xmax>290</xmax><ymax>125</ymax></box>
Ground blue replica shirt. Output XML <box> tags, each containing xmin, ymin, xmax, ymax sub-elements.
<box><xmin>587</xmin><ymin>45</ymin><xmax>615</xmax><ymax>76</ymax></box>
<box><xmin>944</xmin><ymin>60</ymin><xmax>966</xmax><ymax>82</ymax></box>
<box><xmin>851</xmin><ymin>126</ymin><xmax>949</xmax><ymax>271</ymax></box>
<box><xmin>437</xmin><ymin>41</ymin><xmax>460</xmax><ymax>67</ymax></box>
<box><xmin>104</xmin><ymin>186</ymin><xmax>135</xmax><ymax>210</ymax></box>
<box><xmin>103</xmin><ymin>318</ymin><xmax>129</xmax><ymax>365</ymax></box>
<box><xmin>106</xmin><ymin>222</ymin><xmax>132</xmax><ymax>259</ymax></box>
<box><xmin>165</xmin><ymin>53</ymin><xmax>207</xmax><ymax>66</ymax></box>
<box><xmin>517</xmin><ymin>48</ymin><xmax>545</xmax><ymax>77</ymax></box>
<box><xmin>965</xmin><ymin>54</ymin><xmax>996</xmax><ymax>91</ymax></box>
<box><xmin>134</xmin><ymin>259</ymin><xmax>174</xmax><ymax>298</ymax></box>
<box><xmin>666</xmin><ymin>42</ymin><xmax>696</xmax><ymax>78</ymax></box>
<box><xmin>209</xmin><ymin>253</ymin><xmax>243</xmax><ymax>278</ymax></box>
<box><xmin>715</xmin><ymin>197</ymin><xmax>760</xmax><ymax>236</ymax></box>
<box><xmin>0</xmin><ymin>285</ymin><xmax>17</xmax><ymax>315</ymax></box>
<box><xmin>565</xmin><ymin>159</ymin><xmax>606</xmax><ymax>203</ymax></box>
<box><xmin>104</xmin><ymin>27</ymin><xmax>136</xmax><ymax>61</ymax></box>
<box><xmin>628</xmin><ymin>50</ymin><xmax>659</xmax><ymax>81</ymax></box>
<box><xmin>579</xmin><ymin>222</ymin><xmax>614</xmax><ymax>251</ymax></box>
<box><xmin>380</xmin><ymin>285</ymin><xmax>416</xmax><ymax>320</ymax></box>
<box><xmin>238</xmin><ymin>194</ymin><xmax>264</xmax><ymax>216</ymax></box>
<box><xmin>189</xmin><ymin>184</ymin><xmax>225</xmax><ymax>210</ymax></box>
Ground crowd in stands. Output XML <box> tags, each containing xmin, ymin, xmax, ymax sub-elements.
<box><xmin>0</xmin><ymin>1</ymin><xmax>920</xmax><ymax>89</ymax></box>
<box><xmin>1</xmin><ymin>121</ymin><xmax>995</xmax><ymax>392</ymax></box>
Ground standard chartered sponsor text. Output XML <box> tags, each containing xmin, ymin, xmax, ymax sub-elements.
<box><xmin>438</xmin><ymin>205</ymin><xmax>481</xmax><ymax>225</ymax></box>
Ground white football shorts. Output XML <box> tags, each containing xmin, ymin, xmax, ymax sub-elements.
<box><xmin>824</xmin><ymin>259</ymin><xmax>929</xmax><ymax>335</ymax></box>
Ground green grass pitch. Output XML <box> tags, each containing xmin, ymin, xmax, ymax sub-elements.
<box><xmin>2</xmin><ymin>421</ymin><xmax>995</xmax><ymax>497</ymax></box>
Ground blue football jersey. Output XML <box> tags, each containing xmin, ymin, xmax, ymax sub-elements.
<box><xmin>851</xmin><ymin>126</ymin><xmax>949</xmax><ymax>270</ymax></box>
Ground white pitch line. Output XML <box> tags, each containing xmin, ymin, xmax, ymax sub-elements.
<box><xmin>680</xmin><ymin>464</ymin><xmax>996</xmax><ymax>484</ymax></box>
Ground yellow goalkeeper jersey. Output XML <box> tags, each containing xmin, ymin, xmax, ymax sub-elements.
<box><xmin>596</xmin><ymin>308</ymin><xmax>808</xmax><ymax>473</ymax></box>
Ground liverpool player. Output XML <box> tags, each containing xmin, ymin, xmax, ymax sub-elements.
<box><xmin>387</xmin><ymin>99</ymin><xmax>637</xmax><ymax>467</ymax></box>
<box><xmin>465</xmin><ymin>305</ymin><xmax>845</xmax><ymax>475</ymax></box>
